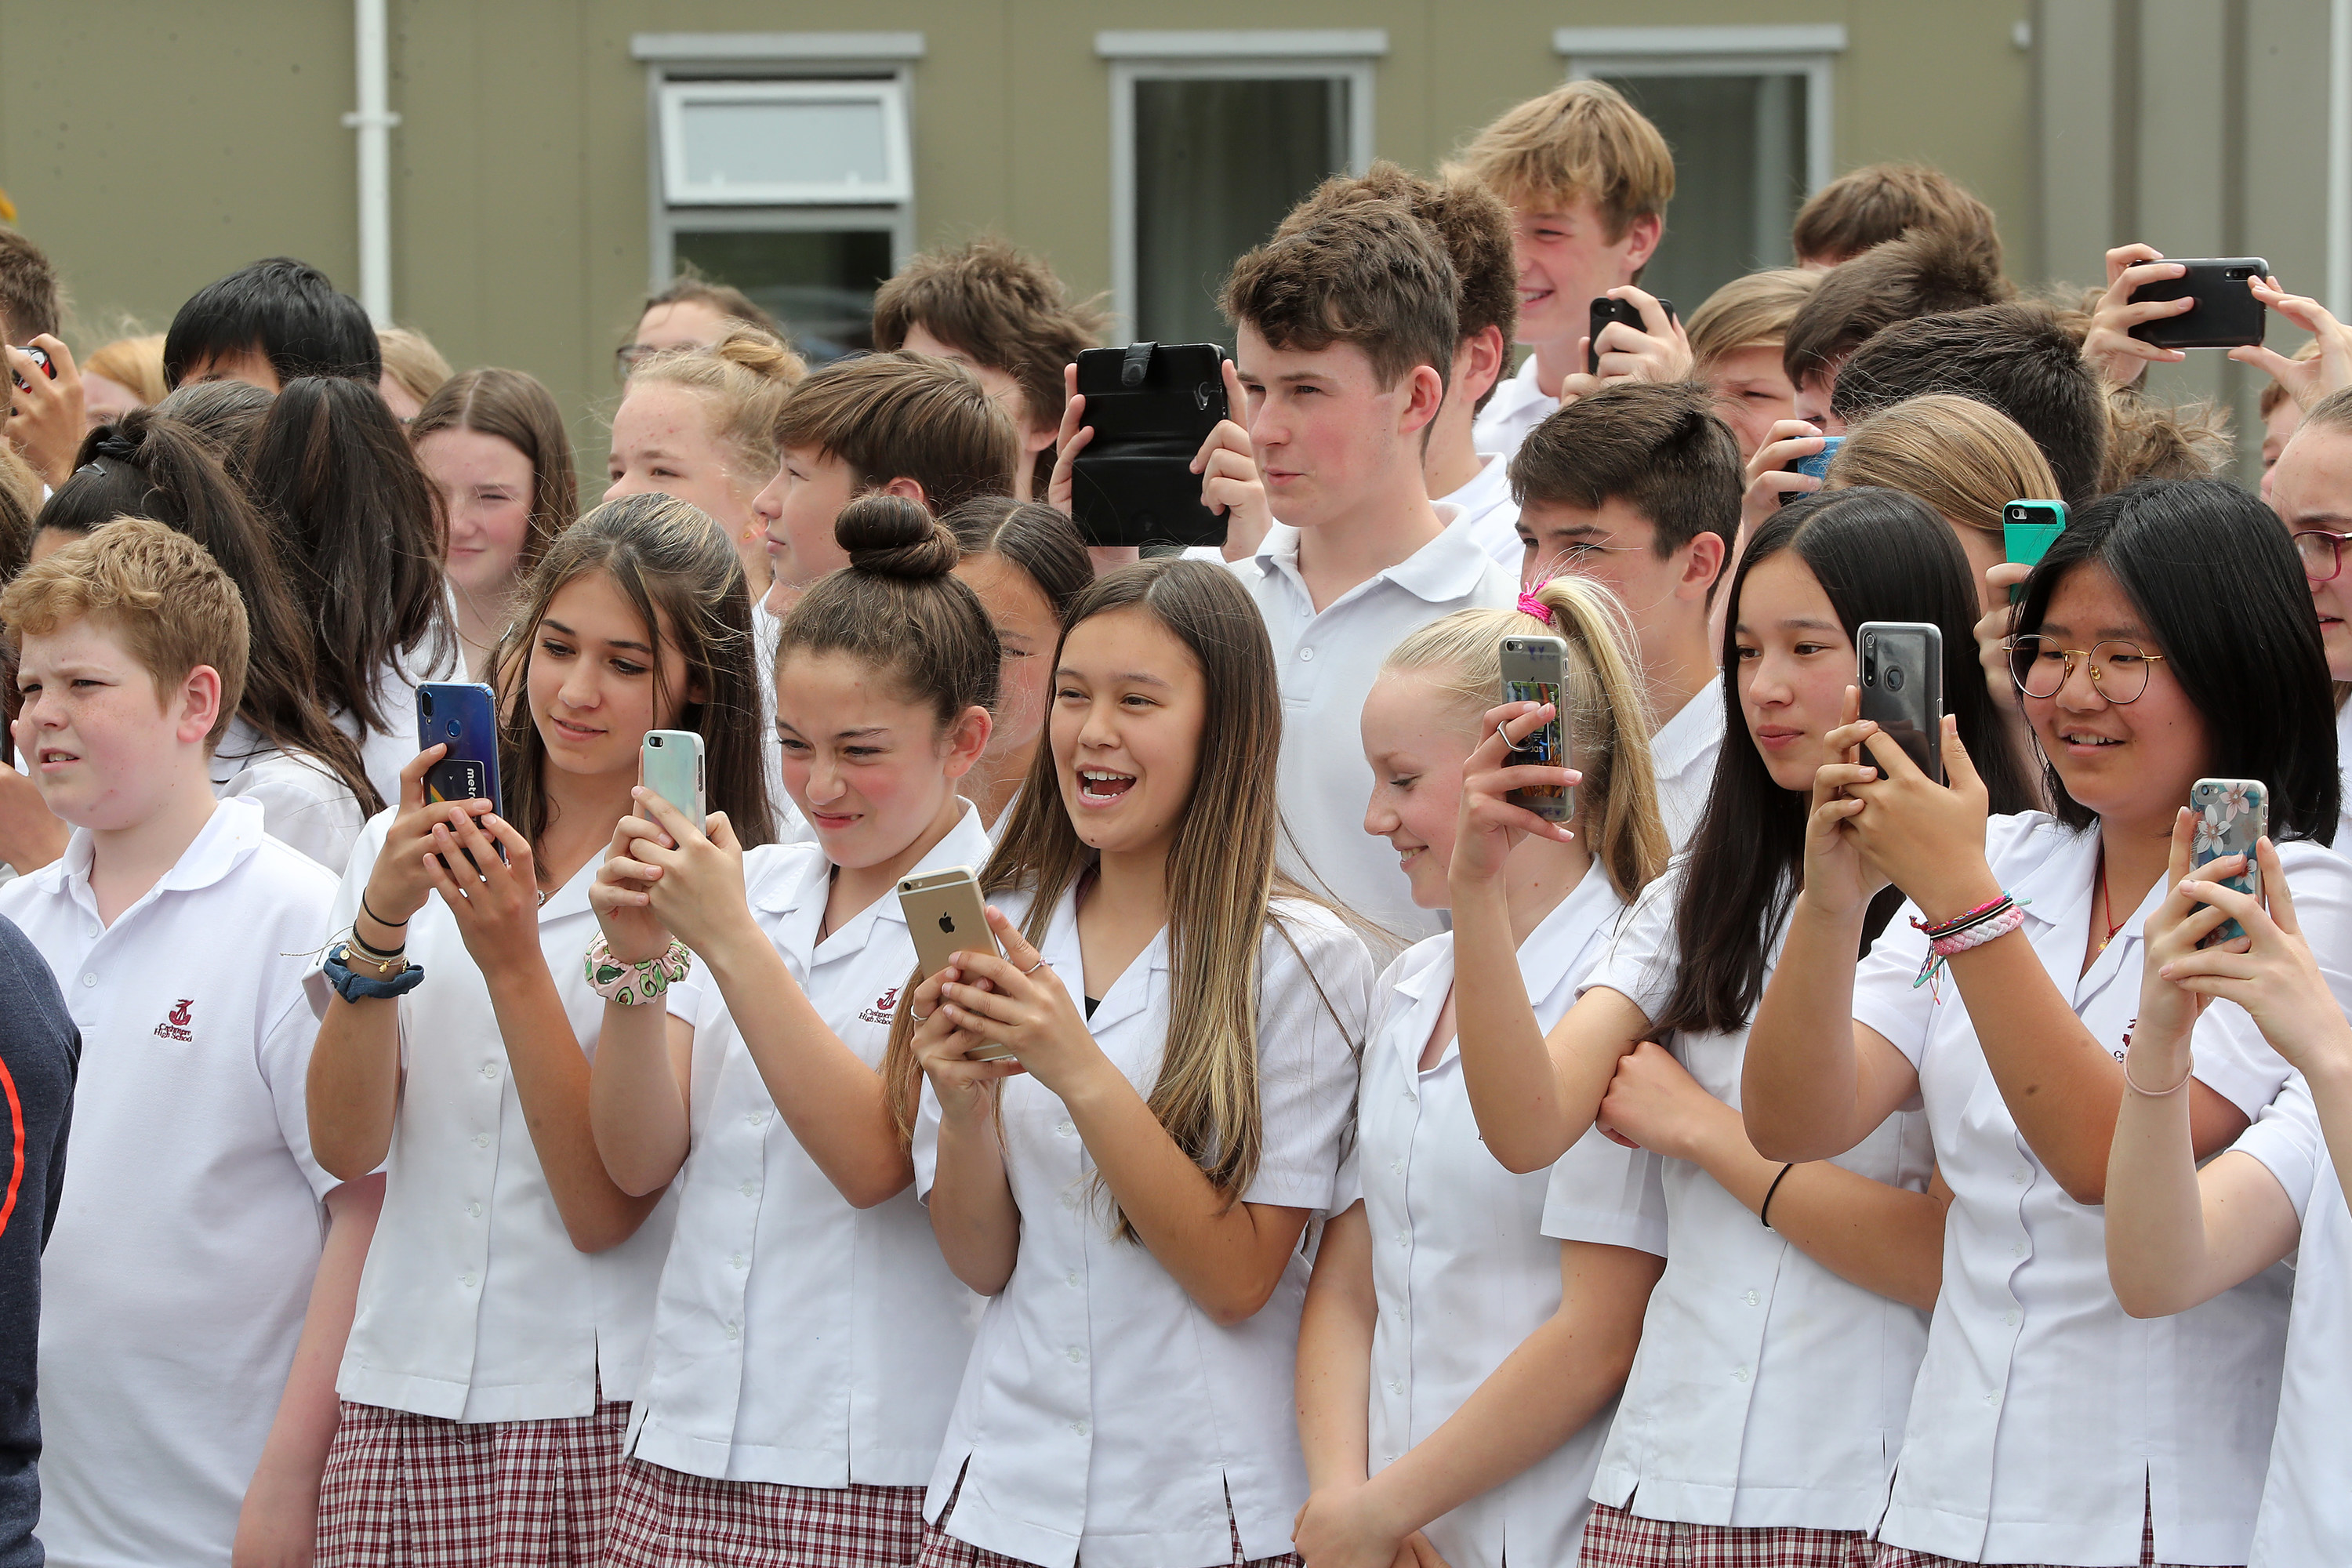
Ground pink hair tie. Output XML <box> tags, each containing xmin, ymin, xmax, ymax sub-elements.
<box><xmin>1516</xmin><ymin>590</ymin><xmax>1553</xmax><ymax>625</ymax></box>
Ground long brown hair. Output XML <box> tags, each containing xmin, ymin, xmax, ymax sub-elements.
<box><xmin>491</xmin><ymin>492</ymin><xmax>774</xmax><ymax>851</ymax></box>
<box><xmin>884</xmin><ymin>558</ymin><xmax>1332</xmax><ymax>1232</ymax></box>
<box><xmin>410</xmin><ymin>367</ymin><xmax>579</xmax><ymax>582</ymax></box>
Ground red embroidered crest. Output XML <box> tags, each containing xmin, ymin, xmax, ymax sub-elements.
<box><xmin>155</xmin><ymin>999</ymin><xmax>194</xmax><ymax>1043</ymax></box>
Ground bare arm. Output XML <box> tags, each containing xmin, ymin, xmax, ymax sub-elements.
<box><xmin>307</xmin><ymin>989</ymin><xmax>404</xmax><ymax>1181</ymax></box>
<box><xmin>231</xmin><ymin>1175</ymin><xmax>383</xmax><ymax>1568</ymax></box>
<box><xmin>1293</xmin><ymin>1239</ymin><xmax>1663</xmax><ymax>1567</ymax></box>
<box><xmin>1296</xmin><ymin>1203</ymin><xmax>1377</xmax><ymax>1494</ymax></box>
<box><xmin>586</xmin><ymin>1000</ymin><xmax>696</xmax><ymax>1197</ymax></box>
<box><xmin>912</xmin><ymin>963</ymin><xmax>1025</xmax><ymax>1296</ymax></box>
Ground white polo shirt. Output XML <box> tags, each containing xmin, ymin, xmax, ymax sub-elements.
<box><xmin>914</xmin><ymin>888</ymin><xmax>1371</xmax><ymax>1568</ymax></box>
<box><xmin>211</xmin><ymin>715</ymin><xmax>366</xmax><ymax>875</ymax></box>
<box><xmin>1232</xmin><ymin>521</ymin><xmax>1515</xmax><ymax>944</ymax></box>
<box><xmin>2230</xmin><ymin>1075</ymin><xmax>2352</xmax><ymax>1566</ymax></box>
<box><xmin>1350</xmin><ymin>869</ymin><xmax>1664</xmax><ymax>1568</ymax></box>
<box><xmin>1852</xmin><ymin>812</ymin><xmax>2352</xmax><ymax>1567</ymax></box>
<box><xmin>1580</xmin><ymin>868</ymin><xmax>1935</xmax><ymax>1530</ymax></box>
<box><xmin>1649</xmin><ymin>691</ymin><xmax>1727</xmax><ymax>853</ymax></box>
<box><xmin>325</xmin><ymin>808</ymin><xmax>677</xmax><ymax>1422</ymax></box>
<box><xmin>1436</xmin><ymin>453</ymin><xmax>1523</xmax><ymax>571</ymax></box>
<box><xmin>7</xmin><ymin>797</ymin><xmax>341</xmax><ymax>1568</ymax></box>
<box><xmin>629</xmin><ymin>806</ymin><xmax>989</xmax><ymax>1486</ymax></box>
<box><xmin>1468</xmin><ymin>356</ymin><xmax>1555</xmax><ymax>464</ymax></box>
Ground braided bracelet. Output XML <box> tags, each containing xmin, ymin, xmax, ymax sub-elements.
<box><xmin>585</xmin><ymin>934</ymin><xmax>692</xmax><ymax>1007</ymax></box>
<box><xmin>1913</xmin><ymin>898</ymin><xmax>2029</xmax><ymax>989</ymax></box>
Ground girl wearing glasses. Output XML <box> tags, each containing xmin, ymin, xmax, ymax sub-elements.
<box><xmin>1744</xmin><ymin>478</ymin><xmax>2352</xmax><ymax>1568</ymax></box>
<box><xmin>2267</xmin><ymin>392</ymin><xmax>2352</xmax><ymax>850</ymax></box>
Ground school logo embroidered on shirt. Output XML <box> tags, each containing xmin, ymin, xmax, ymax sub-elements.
<box><xmin>154</xmin><ymin>999</ymin><xmax>194</xmax><ymax>1043</ymax></box>
<box><xmin>859</xmin><ymin>986</ymin><xmax>899</xmax><ymax>1025</ymax></box>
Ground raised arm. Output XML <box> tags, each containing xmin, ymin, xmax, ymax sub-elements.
<box><xmin>911</xmin><ymin>960</ymin><xmax>1024</xmax><ymax>1297</ymax></box>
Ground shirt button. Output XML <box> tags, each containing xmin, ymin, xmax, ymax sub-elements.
<box><xmin>467</xmin><ymin>1202</ymin><xmax>482</xmax><ymax>1219</ymax></box>
<box><xmin>746</xmin><ymin>1111</ymin><xmax>766</xmax><ymax>1127</ymax></box>
<box><xmin>474</xmin><ymin>1134</ymin><xmax>491</xmax><ymax>1149</ymax></box>
<box><xmin>1071</xmin><ymin>1420</ymin><xmax>1090</xmax><ymax>1437</ymax></box>
<box><xmin>1984</xmin><ymin>1390</ymin><xmax>2000</xmax><ymax>1406</ymax></box>
<box><xmin>1066</xmin><ymin>1346</ymin><xmax>1085</xmax><ymax>1364</ymax></box>
<box><xmin>1387</xmin><ymin>1379</ymin><xmax>1403</xmax><ymax>1395</ymax></box>
<box><xmin>1062</xmin><ymin>1191</ymin><xmax>1080</xmax><ymax>1211</ymax></box>
<box><xmin>1733</xmin><ymin>1367</ymin><xmax>1751</xmax><ymax>1384</ymax></box>
<box><xmin>1065</xmin><ymin>1269</ymin><xmax>1080</xmax><ymax>1287</ymax></box>
<box><xmin>731</xmin><ymin>1253</ymin><xmax>746</xmax><ymax>1270</ymax></box>
<box><xmin>2013</xmin><ymin>1168</ymin><xmax>2029</xmax><ymax>1185</ymax></box>
<box><xmin>740</xmin><ymin>1181</ymin><xmax>757</xmax><ymax>1198</ymax></box>
<box><xmin>725</xmin><ymin>1322</ymin><xmax>740</xmax><ymax>1341</ymax></box>
<box><xmin>1396</xmin><ymin>1232</ymin><xmax>1410</xmax><ymax>1248</ymax></box>
<box><xmin>459</xmin><ymin>1272</ymin><xmax>476</xmax><ymax>1288</ymax></box>
<box><xmin>1389</xmin><ymin>1159</ymin><xmax>1406</xmax><ymax>1175</ymax></box>
<box><xmin>2004</xmin><ymin>1308</ymin><xmax>2020</xmax><ymax>1327</ymax></box>
<box><xmin>481</xmin><ymin>1062</ymin><xmax>499</xmax><ymax>1080</ymax></box>
<box><xmin>2012</xmin><ymin>1241</ymin><xmax>2027</xmax><ymax>1258</ymax></box>
<box><xmin>1298</xmin><ymin>646</ymin><xmax>1316</xmax><ymax>661</ymax></box>
<box><xmin>1743</xmin><ymin>1290</ymin><xmax>1759</xmax><ymax>1307</ymax></box>
<box><xmin>1056</xmin><ymin>1119</ymin><xmax>1076</xmax><ymax>1138</ymax></box>
<box><xmin>1403</xmin><ymin>1088</ymin><xmax>1417</xmax><ymax>1102</ymax></box>
<box><xmin>80</xmin><ymin>973</ymin><xmax>95</xmax><ymax>988</ymax></box>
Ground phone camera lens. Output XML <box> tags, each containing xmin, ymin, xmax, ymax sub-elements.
<box><xmin>1886</xmin><ymin>665</ymin><xmax>1907</xmax><ymax>693</ymax></box>
<box><xmin>447</xmin><ymin>719</ymin><xmax>461</xmax><ymax>739</ymax></box>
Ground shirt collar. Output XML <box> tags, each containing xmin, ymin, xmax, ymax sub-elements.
<box><xmin>1436</xmin><ymin>452</ymin><xmax>1512</xmax><ymax>515</ymax></box>
<box><xmin>1254</xmin><ymin>514</ymin><xmax>1502</xmax><ymax>607</ymax></box>
<box><xmin>1651</xmin><ymin>688</ymin><xmax>1727</xmax><ymax>775</ymax></box>
<box><xmin>52</xmin><ymin>794</ymin><xmax>255</xmax><ymax>913</ymax></box>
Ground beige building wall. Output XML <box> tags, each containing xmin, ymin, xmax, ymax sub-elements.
<box><xmin>0</xmin><ymin>1</ymin><xmax>2328</xmax><ymax>484</ymax></box>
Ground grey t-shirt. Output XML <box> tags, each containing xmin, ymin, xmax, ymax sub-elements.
<box><xmin>0</xmin><ymin>914</ymin><xmax>79</xmax><ymax>1567</ymax></box>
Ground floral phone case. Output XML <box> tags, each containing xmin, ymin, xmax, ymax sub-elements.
<box><xmin>2190</xmin><ymin>779</ymin><xmax>2267</xmax><ymax>947</ymax></box>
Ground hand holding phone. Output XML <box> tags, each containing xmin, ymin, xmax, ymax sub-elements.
<box><xmin>1793</xmin><ymin>435</ymin><xmax>1845</xmax><ymax>483</ymax></box>
<box><xmin>1586</xmin><ymin>293</ymin><xmax>1681</xmax><ymax>377</ymax></box>
<box><xmin>1501</xmin><ymin>635</ymin><xmax>1573</xmax><ymax>822</ymax></box>
<box><xmin>2002</xmin><ymin>499</ymin><xmax>2067</xmax><ymax>604</ymax></box>
<box><xmin>640</xmin><ymin>730</ymin><xmax>706</xmax><ymax>824</ymax></box>
<box><xmin>898</xmin><ymin>867</ymin><xmax>1018</xmax><ymax>1061</ymax></box>
<box><xmin>2127</xmin><ymin>257</ymin><xmax>2269</xmax><ymax>350</ymax></box>
<box><xmin>2189</xmin><ymin>779</ymin><xmax>2267</xmax><ymax>947</ymax></box>
<box><xmin>417</xmin><ymin>681</ymin><xmax>504</xmax><ymax>867</ymax></box>
<box><xmin>1069</xmin><ymin>343</ymin><xmax>1232</xmax><ymax>549</ymax></box>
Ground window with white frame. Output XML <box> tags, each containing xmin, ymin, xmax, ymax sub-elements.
<box><xmin>1555</xmin><ymin>26</ymin><xmax>1844</xmax><ymax>313</ymax></box>
<box><xmin>633</xmin><ymin>33</ymin><xmax>920</xmax><ymax>361</ymax></box>
<box><xmin>1099</xmin><ymin>31</ymin><xmax>1382</xmax><ymax>345</ymax></box>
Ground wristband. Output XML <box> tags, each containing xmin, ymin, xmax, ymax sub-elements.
<box><xmin>1913</xmin><ymin>895</ymin><xmax>2030</xmax><ymax>989</ymax></box>
<box><xmin>586</xmin><ymin>934</ymin><xmax>691</xmax><ymax>1006</ymax></box>
<box><xmin>1760</xmin><ymin>1162</ymin><xmax>1797</xmax><ymax>1230</ymax></box>
<box><xmin>359</xmin><ymin>891</ymin><xmax>409</xmax><ymax>930</ymax></box>
<box><xmin>325</xmin><ymin>942</ymin><xmax>426</xmax><ymax>1003</ymax></box>
<box><xmin>2124</xmin><ymin>1050</ymin><xmax>2194</xmax><ymax>1097</ymax></box>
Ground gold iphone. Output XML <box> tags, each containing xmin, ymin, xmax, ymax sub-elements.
<box><xmin>896</xmin><ymin>866</ymin><xmax>1017</xmax><ymax>1062</ymax></box>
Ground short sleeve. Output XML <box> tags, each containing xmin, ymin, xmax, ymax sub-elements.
<box><xmin>1241</xmin><ymin>907</ymin><xmax>1373</xmax><ymax>1210</ymax></box>
<box><xmin>1581</xmin><ymin>875</ymin><xmax>1682</xmax><ymax>1020</ymax></box>
<box><xmin>1850</xmin><ymin>901</ymin><xmax>1939</xmax><ymax>1070</ymax></box>
<box><xmin>260</xmin><ymin>980</ymin><xmax>339</xmax><ymax>1200</ymax></box>
<box><xmin>2230</xmin><ymin>1074</ymin><xmax>2324</xmax><ymax>1225</ymax></box>
<box><xmin>1541</xmin><ymin>1128</ymin><xmax>1668</xmax><ymax>1257</ymax></box>
<box><xmin>304</xmin><ymin>808</ymin><xmax>394</xmax><ymax>1019</ymax></box>
<box><xmin>2183</xmin><ymin>842</ymin><xmax>2352</xmax><ymax>1119</ymax></box>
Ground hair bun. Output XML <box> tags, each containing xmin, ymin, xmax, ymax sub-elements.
<box><xmin>711</xmin><ymin>326</ymin><xmax>808</xmax><ymax>387</ymax></box>
<box><xmin>837</xmin><ymin>494</ymin><xmax>959</xmax><ymax>579</ymax></box>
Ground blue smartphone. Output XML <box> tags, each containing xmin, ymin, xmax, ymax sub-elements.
<box><xmin>416</xmin><ymin>682</ymin><xmax>502</xmax><ymax>818</ymax></box>
<box><xmin>1793</xmin><ymin>434</ymin><xmax>1844</xmax><ymax>481</ymax></box>
<box><xmin>2003</xmin><ymin>499</ymin><xmax>2068</xmax><ymax>604</ymax></box>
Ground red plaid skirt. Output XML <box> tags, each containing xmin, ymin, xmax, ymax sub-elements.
<box><xmin>314</xmin><ymin>1397</ymin><xmax>629</xmax><ymax>1568</ymax></box>
<box><xmin>916</xmin><ymin>1468</ymin><xmax>1300</xmax><ymax>1568</ymax></box>
<box><xmin>602</xmin><ymin>1458</ymin><xmax>926</xmax><ymax>1568</ymax></box>
<box><xmin>1577</xmin><ymin>1504</ymin><xmax>1876</xmax><ymax>1568</ymax></box>
<box><xmin>1871</xmin><ymin>1504</ymin><xmax>2176</xmax><ymax>1567</ymax></box>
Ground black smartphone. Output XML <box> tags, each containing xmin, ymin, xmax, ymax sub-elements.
<box><xmin>1587</xmin><ymin>296</ymin><xmax>1676</xmax><ymax>375</ymax></box>
<box><xmin>8</xmin><ymin>344</ymin><xmax>52</xmax><ymax>394</ymax></box>
<box><xmin>1069</xmin><ymin>343</ymin><xmax>1231</xmax><ymax>549</ymax></box>
<box><xmin>2128</xmin><ymin>257</ymin><xmax>2268</xmax><ymax>350</ymax></box>
<box><xmin>1857</xmin><ymin>622</ymin><xmax>1944</xmax><ymax>785</ymax></box>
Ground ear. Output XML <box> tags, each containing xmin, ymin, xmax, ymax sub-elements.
<box><xmin>173</xmin><ymin>664</ymin><xmax>226</xmax><ymax>747</ymax></box>
<box><xmin>879</xmin><ymin>475</ymin><xmax>928</xmax><ymax>506</ymax></box>
<box><xmin>1022</xmin><ymin>419</ymin><xmax>1059</xmax><ymax>458</ymax></box>
<box><xmin>1399</xmin><ymin>364</ymin><xmax>1448</xmax><ymax>437</ymax></box>
<box><xmin>940</xmin><ymin>704</ymin><xmax>993</xmax><ymax>782</ymax></box>
<box><xmin>1453</xmin><ymin>326</ymin><xmax>1508</xmax><ymax>407</ymax></box>
<box><xmin>1676</xmin><ymin>531</ymin><xmax>1728</xmax><ymax>603</ymax></box>
<box><xmin>1618</xmin><ymin>212</ymin><xmax>1664</xmax><ymax>273</ymax></box>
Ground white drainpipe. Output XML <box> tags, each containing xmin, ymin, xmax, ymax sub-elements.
<box><xmin>343</xmin><ymin>0</ymin><xmax>399</xmax><ymax>324</ymax></box>
<box><xmin>2332</xmin><ymin>0</ymin><xmax>2352</xmax><ymax>319</ymax></box>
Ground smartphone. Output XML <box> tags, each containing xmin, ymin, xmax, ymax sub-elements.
<box><xmin>898</xmin><ymin>866</ymin><xmax>1017</xmax><ymax>1062</ymax></box>
<box><xmin>2003</xmin><ymin>499</ymin><xmax>2068</xmax><ymax>604</ymax></box>
<box><xmin>1069</xmin><ymin>343</ymin><xmax>1231</xmax><ymax>550</ymax></box>
<box><xmin>1500</xmin><ymin>634</ymin><xmax>1573</xmax><ymax>822</ymax></box>
<box><xmin>1794</xmin><ymin>434</ymin><xmax>1846</xmax><ymax>482</ymax></box>
<box><xmin>1857</xmin><ymin>622</ymin><xmax>1944</xmax><ymax>785</ymax></box>
<box><xmin>416</xmin><ymin>682</ymin><xmax>501</xmax><ymax>817</ymax></box>
<box><xmin>1587</xmin><ymin>296</ymin><xmax>1677</xmax><ymax>375</ymax></box>
<box><xmin>2128</xmin><ymin>257</ymin><xmax>2269</xmax><ymax>350</ymax></box>
<box><xmin>2189</xmin><ymin>779</ymin><xmax>2267</xmax><ymax>948</ymax></box>
<box><xmin>640</xmin><ymin>729</ymin><xmax>706</xmax><ymax>825</ymax></box>
<box><xmin>8</xmin><ymin>344</ymin><xmax>52</xmax><ymax>394</ymax></box>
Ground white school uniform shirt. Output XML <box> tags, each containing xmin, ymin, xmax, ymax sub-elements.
<box><xmin>1350</xmin><ymin>871</ymin><xmax>1666</xmax><ymax>1568</ymax></box>
<box><xmin>1469</xmin><ymin>355</ymin><xmax>1554</xmax><ymax>463</ymax></box>
<box><xmin>913</xmin><ymin>887</ymin><xmax>1372</xmax><ymax>1568</ymax></box>
<box><xmin>6</xmin><ymin>798</ymin><xmax>341</xmax><ymax>1568</ymax></box>
<box><xmin>339</xmin><ymin>641</ymin><xmax>460</xmax><ymax>812</ymax></box>
<box><xmin>1850</xmin><ymin>811</ymin><xmax>2352</xmax><ymax>1566</ymax></box>
<box><xmin>1436</xmin><ymin>452</ymin><xmax>1523</xmax><ymax>570</ymax></box>
<box><xmin>1648</xmin><ymin>691</ymin><xmax>1726</xmax><ymax>854</ymax></box>
<box><xmin>210</xmin><ymin>714</ymin><xmax>367</xmax><ymax>874</ymax></box>
<box><xmin>1581</xmin><ymin>867</ymin><xmax>1935</xmax><ymax>1530</ymax></box>
<box><xmin>325</xmin><ymin>808</ymin><xmax>677</xmax><ymax>1421</ymax></box>
<box><xmin>629</xmin><ymin>804</ymin><xmax>989</xmax><ymax>1485</ymax></box>
<box><xmin>2230</xmin><ymin>1076</ymin><xmax>2352</xmax><ymax>1566</ymax></box>
<box><xmin>1231</xmin><ymin>519</ymin><xmax>1515</xmax><ymax>943</ymax></box>
<box><xmin>753</xmin><ymin>600</ymin><xmax>818</xmax><ymax>848</ymax></box>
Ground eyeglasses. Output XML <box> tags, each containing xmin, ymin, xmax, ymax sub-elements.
<box><xmin>2008</xmin><ymin>635</ymin><xmax>2168</xmax><ymax>703</ymax></box>
<box><xmin>2293</xmin><ymin>529</ymin><xmax>2352</xmax><ymax>583</ymax></box>
<box><xmin>614</xmin><ymin>343</ymin><xmax>661</xmax><ymax>377</ymax></box>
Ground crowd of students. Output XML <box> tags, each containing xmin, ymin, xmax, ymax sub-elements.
<box><xmin>2</xmin><ymin>71</ymin><xmax>2351</xmax><ymax>1568</ymax></box>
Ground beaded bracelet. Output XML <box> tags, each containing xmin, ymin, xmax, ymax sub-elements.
<box><xmin>585</xmin><ymin>934</ymin><xmax>692</xmax><ymax>1007</ymax></box>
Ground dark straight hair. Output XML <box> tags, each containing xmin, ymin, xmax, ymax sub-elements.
<box><xmin>1657</xmin><ymin>486</ymin><xmax>2038</xmax><ymax>1037</ymax></box>
<box><xmin>162</xmin><ymin>257</ymin><xmax>381</xmax><ymax>389</ymax></box>
<box><xmin>246</xmin><ymin>376</ymin><xmax>455</xmax><ymax>735</ymax></box>
<box><xmin>942</xmin><ymin>495</ymin><xmax>1094</xmax><ymax>626</ymax></box>
<box><xmin>2013</xmin><ymin>477</ymin><xmax>2339</xmax><ymax>841</ymax></box>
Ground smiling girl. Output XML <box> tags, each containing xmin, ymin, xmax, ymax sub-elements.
<box><xmin>1744</xmin><ymin>479</ymin><xmax>2352</xmax><ymax>1568</ymax></box>
<box><xmin>1291</xmin><ymin>575</ymin><xmax>1669</xmax><ymax>1568</ymax></box>
<box><xmin>1450</xmin><ymin>488</ymin><xmax>2035</xmax><ymax>1568</ymax></box>
<box><xmin>892</xmin><ymin>558</ymin><xmax>1373</xmax><ymax>1568</ymax></box>
<box><xmin>605</xmin><ymin>328</ymin><xmax>804</xmax><ymax>601</ymax></box>
<box><xmin>412</xmin><ymin>368</ymin><xmax>579</xmax><ymax>679</ymax></box>
<box><xmin>303</xmin><ymin>493</ymin><xmax>774</xmax><ymax>1567</ymax></box>
<box><xmin>583</xmin><ymin>494</ymin><xmax>997</xmax><ymax>1566</ymax></box>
